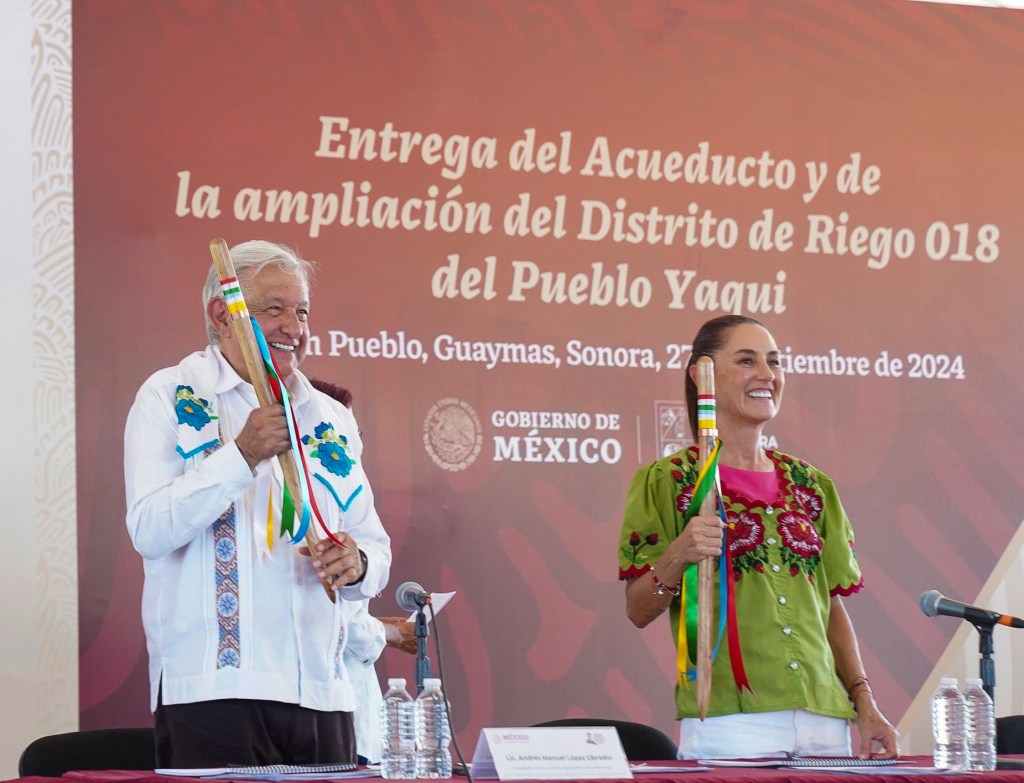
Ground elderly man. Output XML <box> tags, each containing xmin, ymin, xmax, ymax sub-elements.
<box><xmin>125</xmin><ymin>240</ymin><xmax>391</xmax><ymax>767</ymax></box>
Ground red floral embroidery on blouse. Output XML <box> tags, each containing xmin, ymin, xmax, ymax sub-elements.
<box><xmin>621</xmin><ymin>530</ymin><xmax>660</xmax><ymax>572</ymax></box>
<box><xmin>776</xmin><ymin>510</ymin><xmax>822</xmax><ymax>557</ymax></box>
<box><xmin>727</xmin><ymin>509</ymin><xmax>765</xmax><ymax>556</ymax></box>
<box><xmin>792</xmin><ymin>485</ymin><xmax>823</xmax><ymax>522</ymax></box>
<box><xmin>676</xmin><ymin>486</ymin><xmax>694</xmax><ymax>516</ymax></box>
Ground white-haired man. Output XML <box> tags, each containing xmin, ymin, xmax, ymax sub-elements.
<box><xmin>125</xmin><ymin>240</ymin><xmax>391</xmax><ymax>767</ymax></box>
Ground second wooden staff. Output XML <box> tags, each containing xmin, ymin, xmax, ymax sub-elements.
<box><xmin>695</xmin><ymin>355</ymin><xmax>718</xmax><ymax>719</ymax></box>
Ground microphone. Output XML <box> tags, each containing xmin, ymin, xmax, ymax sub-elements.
<box><xmin>396</xmin><ymin>581</ymin><xmax>431</xmax><ymax>612</ymax></box>
<box><xmin>919</xmin><ymin>590</ymin><xmax>1024</xmax><ymax>629</ymax></box>
<box><xmin>396</xmin><ymin>581</ymin><xmax>434</xmax><ymax>690</ymax></box>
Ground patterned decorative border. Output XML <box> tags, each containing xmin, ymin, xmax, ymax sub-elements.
<box><xmin>32</xmin><ymin>0</ymin><xmax>76</xmax><ymax>727</ymax></box>
<box><xmin>213</xmin><ymin>505</ymin><xmax>241</xmax><ymax>669</ymax></box>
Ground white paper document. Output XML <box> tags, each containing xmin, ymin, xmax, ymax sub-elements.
<box><xmin>470</xmin><ymin>726</ymin><xmax>632</xmax><ymax>780</ymax></box>
<box><xmin>406</xmin><ymin>590</ymin><xmax>456</xmax><ymax>621</ymax></box>
<box><xmin>699</xmin><ymin>757</ymin><xmax>901</xmax><ymax>768</ymax></box>
<box><xmin>629</xmin><ymin>763</ymin><xmax>709</xmax><ymax>774</ymax></box>
<box><xmin>814</xmin><ymin>766</ymin><xmax>956</xmax><ymax>776</ymax></box>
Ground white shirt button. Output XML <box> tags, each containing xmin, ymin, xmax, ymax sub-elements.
<box><xmin>778</xmin><ymin>596</ymin><xmax>787</xmax><ymax>605</ymax></box>
<box><xmin>767</xmin><ymin>537</ymin><xmax>777</xmax><ymax>545</ymax></box>
<box><xmin>782</xmin><ymin>626</ymin><xmax>792</xmax><ymax>635</ymax></box>
<box><xmin>772</xmin><ymin>564</ymin><xmax>781</xmax><ymax>573</ymax></box>
<box><xmin>790</xmin><ymin>661</ymin><xmax>799</xmax><ymax>670</ymax></box>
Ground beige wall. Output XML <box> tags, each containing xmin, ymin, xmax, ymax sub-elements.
<box><xmin>0</xmin><ymin>0</ymin><xmax>77</xmax><ymax>778</ymax></box>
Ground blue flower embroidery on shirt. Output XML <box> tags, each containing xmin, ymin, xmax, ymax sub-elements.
<box><xmin>302</xmin><ymin>422</ymin><xmax>354</xmax><ymax>477</ymax></box>
<box><xmin>215</xmin><ymin>537</ymin><xmax>236</xmax><ymax>562</ymax></box>
<box><xmin>218</xmin><ymin>649</ymin><xmax>240</xmax><ymax>668</ymax></box>
<box><xmin>175</xmin><ymin>385</ymin><xmax>218</xmax><ymax>431</ymax></box>
<box><xmin>218</xmin><ymin>592</ymin><xmax>238</xmax><ymax>617</ymax></box>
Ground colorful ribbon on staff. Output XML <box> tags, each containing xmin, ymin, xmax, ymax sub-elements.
<box><xmin>676</xmin><ymin>438</ymin><xmax>753</xmax><ymax>695</ymax></box>
<box><xmin>219</xmin><ymin>274</ymin><xmax>345</xmax><ymax>551</ymax></box>
<box><xmin>251</xmin><ymin>317</ymin><xmax>348</xmax><ymax>550</ymax></box>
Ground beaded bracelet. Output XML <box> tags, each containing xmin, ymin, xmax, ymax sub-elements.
<box><xmin>651</xmin><ymin>567</ymin><xmax>681</xmax><ymax>597</ymax></box>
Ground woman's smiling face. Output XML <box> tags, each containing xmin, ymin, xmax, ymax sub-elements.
<box><xmin>709</xmin><ymin>322</ymin><xmax>784</xmax><ymax>428</ymax></box>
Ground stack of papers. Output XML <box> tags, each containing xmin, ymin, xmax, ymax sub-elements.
<box><xmin>156</xmin><ymin>763</ymin><xmax>379</xmax><ymax>780</ymax></box>
<box><xmin>699</xmin><ymin>758</ymin><xmax>900</xmax><ymax>769</ymax></box>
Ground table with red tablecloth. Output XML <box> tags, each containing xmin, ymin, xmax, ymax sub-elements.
<box><xmin>6</xmin><ymin>758</ymin><xmax>1024</xmax><ymax>783</ymax></box>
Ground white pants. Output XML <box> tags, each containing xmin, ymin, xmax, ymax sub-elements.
<box><xmin>677</xmin><ymin>709</ymin><xmax>851</xmax><ymax>760</ymax></box>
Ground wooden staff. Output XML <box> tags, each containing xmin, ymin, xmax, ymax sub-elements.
<box><xmin>695</xmin><ymin>355</ymin><xmax>717</xmax><ymax>719</ymax></box>
<box><xmin>208</xmin><ymin>237</ymin><xmax>322</xmax><ymax>562</ymax></box>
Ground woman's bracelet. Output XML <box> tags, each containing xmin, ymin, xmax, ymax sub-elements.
<box><xmin>848</xmin><ymin>675</ymin><xmax>873</xmax><ymax>707</ymax></box>
<box><xmin>651</xmin><ymin>567</ymin><xmax>681</xmax><ymax>597</ymax></box>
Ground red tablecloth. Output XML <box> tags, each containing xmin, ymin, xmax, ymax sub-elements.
<box><xmin>6</xmin><ymin>758</ymin><xmax>1024</xmax><ymax>783</ymax></box>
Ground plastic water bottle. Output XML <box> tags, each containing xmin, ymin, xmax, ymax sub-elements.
<box><xmin>380</xmin><ymin>678</ymin><xmax>417</xmax><ymax>779</ymax></box>
<box><xmin>931</xmin><ymin>677</ymin><xmax>966</xmax><ymax>770</ymax></box>
<box><xmin>415</xmin><ymin>677</ymin><xmax>453</xmax><ymax>779</ymax></box>
<box><xmin>964</xmin><ymin>677</ymin><xmax>997</xmax><ymax>771</ymax></box>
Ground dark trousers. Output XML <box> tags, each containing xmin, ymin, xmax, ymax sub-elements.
<box><xmin>155</xmin><ymin>696</ymin><xmax>356</xmax><ymax>768</ymax></box>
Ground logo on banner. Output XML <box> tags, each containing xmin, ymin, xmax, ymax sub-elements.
<box><xmin>423</xmin><ymin>398</ymin><xmax>483</xmax><ymax>471</ymax></box>
<box><xmin>655</xmin><ymin>400</ymin><xmax>692</xmax><ymax>457</ymax></box>
<box><xmin>424</xmin><ymin>402</ymin><xmax>628</xmax><ymax>469</ymax></box>
<box><xmin>491</xmin><ymin>409</ymin><xmax>622</xmax><ymax>465</ymax></box>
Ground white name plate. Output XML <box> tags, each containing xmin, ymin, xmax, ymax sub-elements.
<box><xmin>470</xmin><ymin>726</ymin><xmax>633</xmax><ymax>780</ymax></box>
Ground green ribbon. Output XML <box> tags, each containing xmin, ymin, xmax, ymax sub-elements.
<box><xmin>682</xmin><ymin>440</ymin><xmax>721</xmax><ymax>664</ymax></box>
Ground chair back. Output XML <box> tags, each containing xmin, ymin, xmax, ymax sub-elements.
<box><xmin>531</xmin><ymin>718</ymin><xmax>678</xmax><ymax>761</ymax></box>
<box><xmin>997</xmin><ymin>715</ymin><xmax>1024</xmax><ymax>755</ymax></box>
<box><xmin>19</xmin><ymin>728</ymin><xmax>156</xmax><ymax>777</ymax></box>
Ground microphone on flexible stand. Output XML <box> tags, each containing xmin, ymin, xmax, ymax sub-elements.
<box><xmin>396</xmin><ymin>581</ymin><xmax>432</xmax><ymax>693</ymax></box>
<box><xmin>396</xmin><ymin>581</ymin><xmax>431</xmax><ymax>612</ymax></box>
<box><xmin>919</xmin><ymin>590</ymin><xmax>1024</xmax><ymax>629</ymax></box>
<box><xmin>919</xmin><ymin>589</ymin><xmax>1024</xmax><ymax>702</ymax></box>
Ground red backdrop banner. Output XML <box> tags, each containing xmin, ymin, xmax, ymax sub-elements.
<box><xmin>74</xmin><ymin>0</ymin><xmax>1024</xmax><ymax>745</ymax></box>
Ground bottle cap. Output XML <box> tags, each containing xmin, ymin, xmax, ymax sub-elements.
<box><xmin>388</xmin><ymin>678</ymin><xmax>407</xmax><ymax>687</ymax></box>
<box><xmin>424</xmin><ymin>677</ymin><xmax>442</xmax><ymax>688</ymax></box>
<box><xmin>965</xmin><ymin>677</ymin><xmax>983</xmax><ymax>686</ymax></box>
<box><xmin>939</xmin><ymin>677</ymin><xmax>958</xmax><ymax>686</ymax></box>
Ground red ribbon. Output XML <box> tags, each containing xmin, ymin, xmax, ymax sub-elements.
<box><xmin>724</xmin><ymin>527</ymin><xmax>754</xmax><ymax>695</ymax></box>
<box><xmin>264</xmin><ymin>342</ymin><xmax>348</xmax><ymax>550</ymax></box>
